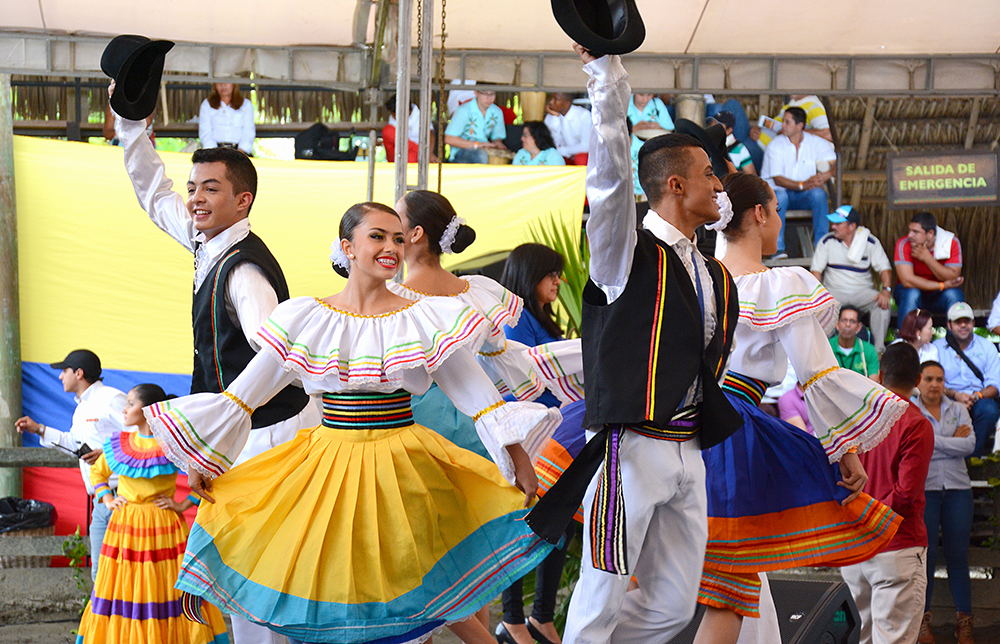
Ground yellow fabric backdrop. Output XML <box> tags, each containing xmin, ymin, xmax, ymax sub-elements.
<box><xmin>14</xmin><ymin>136</ymin><xmax>584</xmax><ymax>374</ymax></box>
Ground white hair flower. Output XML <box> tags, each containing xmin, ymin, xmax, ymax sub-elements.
<box><xmin>706</xmin><ymin>191</ymin><xmax>734</xmax><ymax>232</ymax></box>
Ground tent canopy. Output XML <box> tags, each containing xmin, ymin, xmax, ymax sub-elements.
<box><xmin>6</xmin><ymin>0</ymin><xmax>1000</xmax><ymax>55</ymax></box>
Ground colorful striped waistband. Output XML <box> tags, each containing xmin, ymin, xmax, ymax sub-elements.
<box><xmin>629</xmin><ymin>405</ymin><xmax>701</xmax><ymax>442</ymax></box>
<box><xmin>322</xmin><ymin>390</ymin><xmax>413</xmax><ymax>430</ymax></box>
<box><xmin>722</xmin><ymin>372</ymin><xmax>768</xmax><ymax>407</ymax></box>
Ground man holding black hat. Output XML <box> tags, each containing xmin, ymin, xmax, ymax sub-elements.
<box><xmin>526</xmin><ymin>38</ymin><xmax>740</xmax><ymax>642</ymax></box>
<box><xmin>811</xmin><ymin>205</ymin><xmax>893</xmax><ymax>351</ymax></box>
<box><xmin>15</xmin><ymin>350</ymin><xmax>127</xmax><ymax>581</ymax></box>
<box><xmin>106</xmin><ymin>34</ymin><xmax>317</xmax><ymax>644</ymax></box>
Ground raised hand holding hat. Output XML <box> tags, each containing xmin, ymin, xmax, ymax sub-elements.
<box><xmin>102</xmin><ymin>34</ymin><xmax>174</xmax><ymax>121</ymax></box>
<box><xmin>551</xmin><ymin>0</ymin><xmax>645</xmax><ymax>57</ymax></box>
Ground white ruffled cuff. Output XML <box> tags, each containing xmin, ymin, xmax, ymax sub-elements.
<box><xmin>145</xmin><ymin>393</ymin><xmax>252</xmax><ymax>479</ymax></box>
<box><xmin>474</xmin><ymin>401</ymin><xmax>562</xmax><ymax>484</ymax></box>
<box><xmin>802</xmin><ymin>367</ymin><xmax>909</xmax><ymax>463</ymax></box>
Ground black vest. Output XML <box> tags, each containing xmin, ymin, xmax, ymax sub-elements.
<box><xmin>581</xmin><ymin>230</ymin><xmax>742</xmax><ymax>449</ymax></box>
<box><xmin>191</xmin><ymin>232</ymin><xmax>309</xmax><ymax>429</ymax></box>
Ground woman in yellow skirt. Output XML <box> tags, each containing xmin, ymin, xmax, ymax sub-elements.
<box><xmin>76</xmin><ymin>383</ymin><xmax>228</xmax><ymax>644</ymax></box>
<box><xmin>146</xmin><ymin>203</ymin><xmax>562</xmax><ymax>644</ymax></box>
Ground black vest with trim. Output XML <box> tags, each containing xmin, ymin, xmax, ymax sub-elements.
<box><xmin>191</xmin><ymin>232</ymin><xmax>309</xmax><ymax>429</ymax></box>
<box><xmin>581</xmin><ymin>230</ymin><xmax>742</xmax><ymax>450</ymax></box>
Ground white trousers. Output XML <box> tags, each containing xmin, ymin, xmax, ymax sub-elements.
<box><xmin>229</xmin><ymin>400</ymin><xmax>321</xmax><ymax>644</ymax></box>
<box><xmin>826</xmin><ymin>284</ymin><xmax>890</xmax><ymax>352</ymax></box>
<box><xmin>735</xmin><ymin>573</ymin><xmax>781</xmax><ymax>644</ymax></box>
<box><xmin>563</xmin><ymin>433</ymin><xmax>707</xmax><ymax>644</ymax></box>
<box><xmin>841</xmin><ymin>546</ymin><xmax>928</xmax><ymax>644</ymax></box>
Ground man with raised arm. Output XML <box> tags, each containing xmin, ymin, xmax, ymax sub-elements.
<box><xmin>113</xmin><ymin>90</ymin><xmax>319</xmax><ymax>644</ymax></box>
<box><xmin>529</xmin><ymin>45</ymin><xmax>741</xmax><ymax>644</ymax></box>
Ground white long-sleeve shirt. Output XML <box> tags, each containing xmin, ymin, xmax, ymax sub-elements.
<box><xmin>39</xmin><ymin>381</ymin><xmax>126</xmax><ymax>494</ymax></box>
<box><xmin>198</xmin><ymin>98</ymin><xmax>256</xmax><ymax>154</ymax></box>
<box><xmin>544</xmin><ymin>104</ymin><xmax>593</xmax><ymax>158</ymax></box>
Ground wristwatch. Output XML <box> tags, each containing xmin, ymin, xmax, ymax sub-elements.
<box><xmin>882</xmin><ymin>285</ymin><xmax>891</xmax><ymax>292</ymax></box>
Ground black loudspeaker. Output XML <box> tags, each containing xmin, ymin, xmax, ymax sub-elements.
<box><xmin>666</xmin><ymin>578</ymin><xmax>860</xmax><ymax>644</ymax></box>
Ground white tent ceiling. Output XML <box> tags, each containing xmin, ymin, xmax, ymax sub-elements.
<box><xmin>6</xmin><ymin>0</ymin><xmax>1000</xmax><ymax>55</ymax></box>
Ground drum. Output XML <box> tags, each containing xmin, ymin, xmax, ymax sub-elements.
<box><xmin>486</xmin><ymin>148</ymin><xmax>515</xmax><ymax>165</ymax></box>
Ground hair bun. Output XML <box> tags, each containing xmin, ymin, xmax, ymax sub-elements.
<box><xmin>331</xmin><ymin>262</ymin><xmax>351</xmax><ymax>279</ymax></box>
<box><xmin>451</xmin><ymin>224</ymin><xmax>476</xmax><ymax>254</ymax></box>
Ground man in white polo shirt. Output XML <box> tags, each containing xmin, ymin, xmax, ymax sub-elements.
<box><xmin>14</xmin><ymin>349</ymin><xmax>127</xmax><ymax>581</ymax></box>
<box><xmin>761</xmin><ymin>106</ymin><xmax>837</xmax><ymax>257</ymax></box>
<box><xmin>811</xmin><ymin>205</ymin><xmax>893</xmax><ymax>351</ymax></box>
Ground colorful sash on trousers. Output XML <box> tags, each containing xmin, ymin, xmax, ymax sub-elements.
<box><xmin>525</xmin><ymin>406</ymin><xmax>700</xmax><ymax>575</ymax></box>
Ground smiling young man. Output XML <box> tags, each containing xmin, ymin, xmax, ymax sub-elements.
<box><xmin>528</xmin><ymin>45</ymin><xmax>740</xmax><ymax>644</ymax></box>
<box><xmin>115</xmin><ymin>111</ymin><xmax>318</xmax><ymax>644</ymax></box>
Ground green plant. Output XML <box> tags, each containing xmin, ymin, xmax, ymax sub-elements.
<box><xmin>61</xmin><ymin>526</ymin><xmax>91</xmax><ymax>615</ymax></box>
<box><xmin>527</xmin><ymin>214</ymin><xmax>590</xmax><ymax>338</ymax></box>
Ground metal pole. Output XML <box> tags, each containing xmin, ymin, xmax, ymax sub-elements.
<box><xmin>394</xmin><ymin>0</ymin><xmax>413</xmax><ymax>204</ymax></box>
<box><xmin>416</xmin><ymin>0</ymin><xmax>433</xmax><ymax>190</ymax></box>
<box><xmin>0</xmin><ymin>74</ymin><xmax>24</xmax><ymax>497</ymax></box>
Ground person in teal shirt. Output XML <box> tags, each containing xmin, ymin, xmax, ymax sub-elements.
<box><xmin>830</xmin><ymin>305</ymin><xmax>880</xmax><ymax>378</ymax></box>
<box><xmin>444</xmin><ymin>89</ymin><xmax>507</xmax><ymax>163</ymax></box>
<box><xmin>512</xmin><ymin>122</ymin><xmax>566</xmax><ymax>166</ymax></box>
<box><xmin>627</xmin><ymin>93</ymin><xmax>674</xmax><ymax>196</ymax></box>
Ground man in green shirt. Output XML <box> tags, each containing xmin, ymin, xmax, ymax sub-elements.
<box><xmin>830</xmin><ymin>305</ymin><xmax>880</xmax><ymax>379</ymax></box>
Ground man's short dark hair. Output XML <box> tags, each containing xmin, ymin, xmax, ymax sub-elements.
<box><xmin>784</xmin><ymin>107</ymin><xmax>807</xmax><ymax>126</ymax></box>
<box><xmin>384</xmin><ymin>94</ymin><xmax>397</xmax><ymax>115</ymax></box>
<box><xmin>839</xmin><ymin>304</ymin><xmax>862</xmax><ymax>320</ymax></box>
<box><xmin>191</xmin><ymin>147</ymin><xmax>258</xmax><ymax>213</ymax></box>
<box><xmin>911</xmin><ymin>211</ymin><xmax>936</xmax><ymax>234</ymax></box>
<box><xmin>637</xmin><ymin>133</ymin><xmax>702</xmax><ymax>204</ymax></box>
<box><xmin>880</xmin><ymin>343</ymin><xmax>921</xmax><ymax>389</ymax></box>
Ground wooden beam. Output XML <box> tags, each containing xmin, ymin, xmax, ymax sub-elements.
<box><xmin>850</xmin><ymin>97</ymin><xmax>877</xmax><ymax>209</ymax></box>
<box><xmin>964</xmin><ymin>96</ymin><xmax>981</xmax><ymax>149</ymax></box>
<box><xmin>0</xmin><ymin>74</ymin><xmax>23</xmax><ymax>497</ymax></box>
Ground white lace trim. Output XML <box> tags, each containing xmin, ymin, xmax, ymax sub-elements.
<box><xmin>439</xmin><ymin>216</ymin><xmax>464</xmax><ymax>254</ymax></box>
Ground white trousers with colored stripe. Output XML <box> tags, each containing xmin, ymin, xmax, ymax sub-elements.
<box><xmin>563</xmin><ymin>432</ymin><xmax>707</xmax><ymax>644</ymax></box>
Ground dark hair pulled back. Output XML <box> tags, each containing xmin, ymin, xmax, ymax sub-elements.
<box><xmin>401</xmin><ymin>191</ymin><xmax>476</xmax><ymax>255</ymax></box>
<box><xmin>130</xmin><ymin>383</ymin><xmax>172</xmax><ymax>407</ymax></box>
<box><xmin>720</xmin><ymin>172</ymin><xmax>775</xmax><ymax>241</ymax></box>
<box><xmin>331</xmin><ymin>202</ymin><xmax>400</xmax><ymax>278</ymax></box>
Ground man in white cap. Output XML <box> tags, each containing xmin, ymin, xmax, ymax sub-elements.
<box><xmin>14</xmin><ymin>350</ymin><xmax>127</xmax><ymax>580</ymax></box>
<box><xmin>934</xmin><ymin>302</ymin><xmax>1000</xmax><ymax>456</ymax></box>
<box><xmin>811</xmin><ymin>205</ymin><xmax>893</xmax><ymax>351</ymax></box>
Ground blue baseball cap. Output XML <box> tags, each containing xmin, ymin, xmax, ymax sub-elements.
<box><xmin>827</xmin><ymin>205</ymin><xmax>860</xmax><ymax>225</ymax></box>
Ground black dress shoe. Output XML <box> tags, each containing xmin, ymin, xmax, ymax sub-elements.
<box><xmin>495</xmin><ymin>622</ymin><xmax>518</xmax><ymax>644</ymax></box>
<box><xmin>526</xmin><ymin>620</ymin><xmax>559</xmax><ymax>644</ymax></box>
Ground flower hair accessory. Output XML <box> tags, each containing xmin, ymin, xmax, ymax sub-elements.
<box><xmin>706</xmin><ymin>191</ymin><xmax>734</xmax><ymax>232</ymax></box>
<box><xmin>438</xmin><ymin>216</ymin><xmax>465</xmax><ymax>254</ymax></box>
<box><xmin>329</xmin><ymin>240</ymin><xmax>351</xmax><ymax>272</ymax></box>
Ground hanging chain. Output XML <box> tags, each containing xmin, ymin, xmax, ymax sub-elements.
<box><xmin>415</xmin><ymin>0</ymin><xmax>423</xmax><ymax>80</ymax></box>
<box><xmin>436</xmin><ymin>0</ymin><xmax>447</xmax><ymax>192</ymax></box>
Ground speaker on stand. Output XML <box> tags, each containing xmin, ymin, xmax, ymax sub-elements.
<box><xmin>665</xmin><ymin>578</ymin><xmax>861</xmax><ymax>644</ymax></box>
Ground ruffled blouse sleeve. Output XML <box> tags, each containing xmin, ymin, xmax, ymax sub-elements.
<box><xmin>525</xmin><ymin>339</ymin><xmax>586</xmax><ymax>405</ymax></box>
<box><xmin>737</xmin><ymin>268</ymin><xmax>907</xmax><ymax>461</ymax></box>
<box><xmin>432</xmin><ymin>345</ymin><xmax>562</xmax><ymax>485</ymax></box>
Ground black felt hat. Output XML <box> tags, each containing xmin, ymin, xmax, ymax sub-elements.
<box><xmin>551</xmin><ymin>0</ymin><xmax>646</xmax><ymax>57</ymax></box>
<box><xmin>673</xmin><ymin>118</ymin><xmax>732</xmax><ymax>178</ymax></box>
<box><xmin>102</xmin><ymin>34</ymin><xmax>174</xmax><ymax>121</ymax></box>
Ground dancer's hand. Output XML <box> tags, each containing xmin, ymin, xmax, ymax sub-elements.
<box><xmin>104</xmin><ymin>495</ymin><xmax>128</xmax><ymax>511</ymax></box>
<box><xmin>188</xmin><ymin>470</ymin><xmax>216</xmax><ymax>504</ymax></box>
<box><xmin>154</xmin><ymin>495</ymin><xmax>185</xmax><ymax>513</ymax></box>
<box><xmin>505</xmin><ymin>444</ymin><xmax>539</xmax><ymax>508</ymax></box>
<box><xmin>837</xmin><ymin>451</ymin><xmax>868</xmax><ymax>505</ymax></box>
<box><xmin>573</xmin><ymin>43</ymin><xmax>598</xmax><ymax>65</ymax></box>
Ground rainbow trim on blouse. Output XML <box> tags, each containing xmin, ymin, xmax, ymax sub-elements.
<box><xmin>103</xmin><ymin>432</ymin><xmax>178</xmax><ymax>479</ymax></box>
<box><xmin>818</xmin><ymin>377</ymin><xmax>906</xmax><ymax>459</ymax></box>
<box><xmin>255</xmin><ymin>302</ymin><xmax>487</xmax><ymax>384</ymax></box>
<box><xmin>738</xmin><ymin>283</ymin><xmax>836</xmax><ymax>329</ymax></box>
<box><xmin>527</xmin><ymin>344</ymin><xmax>584</xmax><ymax>404</ymax></box>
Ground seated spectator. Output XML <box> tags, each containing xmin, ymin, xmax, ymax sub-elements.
<box><xmin>628</xmin><ymin>92</ymin><xmax>674</xmax><ymax>196</ymax></box>
<box><xmin>988</xmin><ymin>288</ymin><xmax>1000</xmax><ymax>336</ymax></box>
<box><xmin>831</xmin><ymin>305</ymin><xmax>880</xmax><ymax>379</ymax></box>
<box><xmin>841</xmin><ymin>343</ymin><xmax>934</xmax><ymax>644</ymax></box>
<box><xmin>914</xmin><ymin>360</ymin><xmax>976</xmax><ymax>644</ymax></box>
<box><xmin>447</xmin><ymin>79</ymin><xmax>476</xmax><ymax>116</ymax></box>
<box><xmin>761</xmin><ymin>106</ymin><xmax>837</xmax><ymax>257</ymax></box>
<box><xmin>198</xmin><ymin>83</ymin><xmax>255</xmax><ymax>155</ymax></box>
<box><xmin>777</xmin><ymin>384</ymin><xmax>814</xmax><ymax>435</ymax></box>
<box><xmin>382</xmin><ymin>95</ymin><xmax>437</xmax><ymax>164</ymax></box>
<box><xmin>934</xmin><ymin>302</ymin><xmax>1000</xmax><ymax>456</ymax></box>
<box><xmin>512</xmin><ymin>122</ymin><xmax>564</xmax><ymax>166</ymax></box>
<box><xmin>710</xmin><ymin>111</ymin><xmax>754</xmax><ymax>174</ymax></box>
<box><xmin>894</xmin><ymin>211</ymin><xmax>965</xmax><ymax>325</ymax></box>
<box><xmin>811</xmin><ymin>205</ymin><xmax>892</xmax><ymax>351</ymax></box>
<box><xmin>443</xmin><ymin>89</ymin><xmax>507</xmax><ymax>164</ymax></box>
<box><xmin>755</xmin><ymin>94</ymin><xmax>833</xmax><ymax>146</ymax></box>
<box><xmin>543</xmin><ymin>92</ymin><xmax>591</xmax><ymax>165</ymax></box>
<box><xmin>895</xmin><ymin>309</ymin><xmax>940</xmax><ymax>364</ymax></box>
